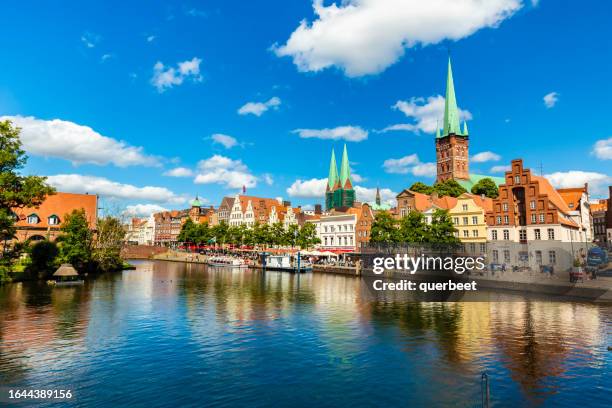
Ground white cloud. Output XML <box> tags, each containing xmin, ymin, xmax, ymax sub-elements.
<box><xmin>354</xmin><ymin>186</ymin><xmax>397</xmax><ymax>206</ymax></box>
<box><xmin>151</xmin><ymin>57</ymin><xmax>202</xmax><ymax>92</ymax></box>
<box><xmin>545</xmin><ymin>171</ymin><xmax>612</xmax><ymax>197</ymax></box>
<box><xmin>273</xmin><ymin>0</ymin><xmax>522</xmax><ymax>77</ymax></box>
<box><xmin>46</xmin><ymin>174</ymin><xmax>186</xmax><ymax>204</ymax></box>
<box><xmin>163</xmin><ymin>167</ymin><xmax>194</xmax><ymax>177</ymax></box>
<box><xmin>471</xmin><ymin>151</ymin><xmax>501</xmax><ymax>163</ymax></box>
<box><xmin>292</xmin><ymin>126</ymin><xmax>368</xmax><ymax>142</ymax></box>
<box><xmin>238</xmin><ymin>97</ymin><xmax>281</xmax><ymax>116</ymax></box>
<box><xmin>1</xmin><ymin>115</ymin><xmax>159</xmax><ymax>167</ymax></box>
<box><xmin>101</xmin><ymin>53</ymin><xmax>113</xmax><ymax>62</ymax></box>
<box><xmin>381</xmin><ymin>95</ymin><xmax>471</xmax><ymax>134</ymax></box>
<box><xmin>383</xmin><ymin>153</ymin><xmax>436</xmax><ymax>177</ymax></box>
<box><xmin>147</xmin><ymin>35</ymin><xmax>156</xmax><ymax>42</ymax></box>
<box><xmin>286</xmin><ymin>178</ymin><xmax>327</xmax><ymax>198</ymax></box>
<box><xmin>212</xmin><ymin>133</ymin><xmax>239</xmax><ymax>149</ymax></box>
<box><xmin>263</xmin><ymin>174</ymin><xmax>274</xmax><ymax>185</ymax></box>
<box><xmin>490</xmin><ymin>165</ymin><xmax>511</xmax><ymax>173</ymax></box>
<box><xmin>351</xmin><ymin>172</ymin><xmax>365</xmax><ymax>183</ymax></box>
<box><xmin>81</xmin><ymin>32</ymin><xmax>100</xmax><ymax>48</ymax></box>
<box><xmin>543</xmin><ymin>91</ymin><xmax>559</xmax><ymax>108</ymax></box>
<box><xmin>593</xmin><ymin>138</ymin><xmax>612</xmax><ymax>160</ymax></box>
<box><xmin>123</xmin><ymin>204</ymin><xmax>168</xmax><ymax>217</ymax></box>
<box><xmin>194</xmin><ymin>155</ymin><xmax>258</xmax><ymax>189</ymax></box>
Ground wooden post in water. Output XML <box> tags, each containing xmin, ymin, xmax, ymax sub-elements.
<box><xmin>481</xmin><ymin>372</ymin><xmax>490</xmax><ymax>408</ymax></box>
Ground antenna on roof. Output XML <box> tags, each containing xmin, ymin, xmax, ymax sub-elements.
<box><xmin>539</xmin><ymin>161</ymin><xmax>543</xmax><ymax>176</ymax></box>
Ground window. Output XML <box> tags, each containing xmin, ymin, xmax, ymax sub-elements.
<box><xmin>539</xmin><ymin>214</ymin><xmax>545</xmax><ymax>223</ymax></box>
<box><xmin>503</xmin><ymin>215</ymin><xmax>509</xmax><ymax>225</ymax></box>
<box><xmin>453</xmin><ymin>217</ymin><xmax>459</xmax><ymax>225</ymax></box>
<box><xmin>519</xmin><ymin>230</ymin><xmax>527</xmax><ymax>241</ymax></box>
<box><xmin>503</xmin><ymin>250</ymin><xmax>511</xmax><ymax>263</ymax></box>
<box><xmin>472</xmin><ymin>216</ymin><xmax>478</xmax><ymax>225</ymax></box>
<box><xmin>48</xmin><ymin>215</ymin><xmax>60</xmax><ymax>225</ymax></box>
<box><xmin>530</xmin><ymin>200</ymin><xmax>536</xmax><ymax>209</ymax></box>
<box><xmin>27</xmin><ymin>214</ymin><xmax>39</xmax><ymax>224</ymax></box>
<box><xmin>492</xmin><ymin>230</ymin><xmax>498</xmax><ymax>240</ymax></box>
<box><xmin>463</xmin><ymin>217</ymin><xmax>468</xmax><ymax>225</ymax></box>
<box><xmin>400</xmin><ymin>208</ymin><xmax>407</xmax><ymax>217</ymax></box>
<box><xmin>463</xmin><ymin>230</ymin><xmax>469</xmax><ymax>237</ymax></box>
<box><xmin>531</xmin><ymin>214</ymin><xmax>536</xmax><ymax>224</ymax></box>
<box><xmin>502</xmin><ymin>203</ymin><xmax>508</xmax><ymax>211</ymax></box>
<box><xmin>535</xmin><ymin>250</ymin><xmax>542</xmax><ymax>265</ymax></box>
<box><xmin>496</xmin><ymin>216</ymin><xmax>502</xmax><ymax>225</ymax></box>
<box><xmin>503</xmin><ymin>229</ymin><xmax>509</xmax><ymax>240</ymax></box>
<box><xmin>462</xmin><ymin>204</ymin><xmax>468</xmax><ymax>211</ymax></box>
<box><xmin>479</xmin><ymin>243</ymin><xmax>486</xmax><ymax>253</ymax></box>
<box><xmin>514</xmin><ymin>175</ymin><xmax>520</xmax><ymax>184</ymax></box>
<box><xmin>534</xmin><ymin>229</ymin><xmax>541</xmax><ymax>240</ymax></box>
<box><xmin>469</xmin><ymin>243</ymin><xmax>476</xmax><ymax>253</ymax></box>
<box><xmin>548</xmin><ymin>250</ymin><xmax>556</xmax><ymax>265</ymax></box>
<box><xmin>492</xmin><ymin>250</ymin><xmax>499</xmax><ymax>263</ymax></box>
<box><xmin>324</xmin><ymin>237</ymin><xmax>328</xmax><ymax>245</ymax></box>
<box><xmin>472</xmin><ymin>230</ymin><xmax>478</xmax><ymax>237</ymax></box>
<box><xmin>547</xmin><ymin>228</ymin><xmax>555</xmax><ymax>240</ymax></box>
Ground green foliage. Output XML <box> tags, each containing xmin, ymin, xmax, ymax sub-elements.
<box><xmin>93</xmin><ymin>216</ymin><xmax>125</xmax><ymax>272</ymax></box>
<box><xmin>397</xmin><ymin>211</ymin><xmax>429</xmax><ymax>243</ymax></box>
<box><xmin>297</xmin><ymin>222</ymin><xmax>320</xmax><ymax>249</ymax></box>
<box><xmin>0</xmin><ymin>120</ymin><xmax>55</xmax><ymax>273</ymax></box>
<box><xmin>428</xmin><ymin>209</ymin><xmax>460</xmax><ymax>244</ymax></box>
<box><xmin>56</xmin><ymin>209</ymin><xmax>93</xmax><ymax>270</ymax></box>
<box><xmin>370</xmin><ymin>212</ymin><xmax>399</xmax><ymax>243</ymax></box>
<box><xmin>370</xmin><ymin>210</ymin><xmax>458</xmax><ymax>244</ymax></box>
<box><xmin>30</xmin><ymin>240</ymin><xmax>59</xmax><ymax>277</ymax></box>
<box><xmin>470</xmin><ymin>177</ymin><xmax>499</xmax><ymax>198</ymax></box>
<box><xmin>409</xmin><ymin>182</ymin><xmax>433</xmax><ymax>195</ymax></box>
<box><xmin>432</xmin><ymin>179</ymin><xmax>467</xmax><ymax>198</ymax></box>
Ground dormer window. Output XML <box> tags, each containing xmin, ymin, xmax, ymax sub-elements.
<box><xmin>27</xmin><ymin>213</ymin><xmax>40</xmax><ymax>224</ymax></box>
<box><xmin>48</xmin><ymin>215</ymin><xmax>60</xmax><ymax>225</ymax></box>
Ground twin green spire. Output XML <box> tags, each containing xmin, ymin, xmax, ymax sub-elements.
<box><xmin>327</xmin><ymin>144</ymin><xmax>352</xmax><ymax>188</ymax></box>
<box><xmin>438</xmin><ymin>57</ymin><xmax>468</xmax><ymax>138</ymax></box>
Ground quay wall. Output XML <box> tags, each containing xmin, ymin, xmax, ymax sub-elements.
<box><xmin>122</xmin><ymin>245</ymin><xmax>168</xmax><ymax>259</ymax></box>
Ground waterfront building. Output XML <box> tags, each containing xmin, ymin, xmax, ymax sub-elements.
<box><xmin>395</xmin><ymin>189</ymin><xmax>431</xmax><ymax>219</ymax></box>
<box><xmin>434</xmin><ymin>58</ymin><xmax>504</xmax><ymax>190</ymax></box>
<box><xmin>557</xmin><ymin>185</ymin><xmax>593</xmax><ymax>243</ymax></box>
<box><xmin>607</xmin><ymin>186</ymin><xmax>612</xmax><ymax>248</ymax></box>
<box><xmin>12</xmin><ymin>192</ymin><xmax>98</xmax><ymax>242</ymax></box>
<box><xmin>153</xmin><ymin>210</ymin><xmax>183</xmax><ymax>246</ymax></box>
<box><xmin>125</xmin><ymin>215</ymin><xmax>156</xmax><ymax>246</ymax></box>
<box><xmin>449</xmin><ymin>193</ymin><xmax>492</xmax><ymax>253</ymax></box>
<box><xmin>325</xmin><ymin>144</ymin><xmax>355</xmax><ymax>210</ymax></box>
<box><xmin>308</xmin><ymin>203</ymin><xmax>373</xmax><ymax>252</ymax></box>
<box><xmin>184</xmin><ymin>196</ymin><xmax>215</xmax><ymax>225</ymax></box>
<box><xmin>591</xmin><ymin>199</ymin><xmax>608</xmax><ymax>246</ymax></box>
<box><xmin>215</xmin><ymin>196</ymin><xmax>235</xmax><ymax>225</ymax></box>
<box><xmin>228</xmin><ymin>194</ymin><xmax>285</xmax><ymax>228</ymax></box>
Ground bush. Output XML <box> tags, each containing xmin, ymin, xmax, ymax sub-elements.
<box><xmin>30</xmin><ymin>240</ymin><xmax>59</xmax><ymax>278</ymax></box>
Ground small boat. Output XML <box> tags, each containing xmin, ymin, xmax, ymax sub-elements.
<box><xmin>263</xmin><ymin>255</ymin><xmax>312</xmax><ymax>273</ymax></box>
<box><xmin>206</xmin><ymin>256</ymin><xmax>249</xmax><ymax>268</ymax></box>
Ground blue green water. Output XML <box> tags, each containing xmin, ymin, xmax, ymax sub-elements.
<box><xmin>0</xmin><ymin>260</ymin><xmax>610</xmax><ymax>407</ymax></box>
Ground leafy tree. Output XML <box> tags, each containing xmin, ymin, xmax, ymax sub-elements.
<box><xmin>252</xmin><ymin>222</ymin><xmax>272</xmax><ymax>247</ymax></box>
<box><xmin>370</xmin><ymin>211</ymin><xmax>399</xmax><ymax>243</ymax></box>
<box><xmin>427</xmin><ymin>209</ymin><xmax>460</xmax><ymax>244</ymax></box>
<box><xmin>29</xmin><ymin>240</ymin><xmax>59</xmax><ymax>277</ymax></box>
<box><xmin>286</xmin><ymin>224</ymin><xmax>300</xmax><ymax>247</ymax></box>
<box><xmin>270</xmin><ymin>222</ymin><xmax>286</xmax><ymax>246</ymax></box>
<box><xmin>210</xmin><ymin>221</ymin><xmax>229</xmax><ymax>245</ymax></box>
<box><xmin>93</xmin><ymin>216</ymin><xmax>125</xmax><ymax>272</ymax></box>
<box><xmin>409</xmin><ymin>182</ymin><xmax>433</xmax><ymax>194</ymax></box>
<box><xmin>0</xmin><ymin>120</ymin><xmax>55</xmax><ymax>281</ymax></box>
<box><xmin>297</xmin><ymin>222</ymin><xmax>320</xmax><ymax>249</ymax></box>
<box><xmin>432</xmin><ymin>179</ymin><xmax>467</xmax><ymax>198</ymax></box>
<box><xmin>398</xmin><ymin>211</ymin><xmax>429</xmax><ymax>243</ymax></box>
<box><xmin>56</xmin><ymin>209</ymin><xmax>93</xmax><ymax>270</ymax></box>
<box><xmin>178</xmin><ymin>218</ymin><xmax>197</xmax><ymax>243</ymax></box>
<box><xmin>471</xmin><ymin>177</ymin><xmax>499</xmax><ymax>198</ymax></box>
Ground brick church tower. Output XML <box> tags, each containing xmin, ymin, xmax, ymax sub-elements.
<box><xmin>435</xmin><ymin>58</ymin><xmax>470</xmax><ymax>183</ymax></box>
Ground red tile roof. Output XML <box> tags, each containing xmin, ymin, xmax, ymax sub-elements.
<box><xmin>14</xmin><ymin>192</ymin><xmax>98</xmax><ymax>229</ymax></box>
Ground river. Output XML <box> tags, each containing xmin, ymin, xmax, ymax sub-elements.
<box><xmin>0</xmin><ymin>260</ymin><xmax>610</xmax><ymax>407</ymax></box>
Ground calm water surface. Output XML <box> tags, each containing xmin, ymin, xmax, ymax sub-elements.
<box><xmin>0</xmin><ymin>260</ymin><xmax>610</xmax><ymax>407</ymax></box>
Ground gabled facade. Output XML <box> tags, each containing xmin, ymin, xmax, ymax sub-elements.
<box><xmin>449</xmin><ymin>193</ymin><xmax>492</xmax><ymax>248</ymax></box>
<box><xmin>557</xmin><ymin>185</ymin><xmax>593</xmax><ymax>243</ymax></box>
<box><xmin>325</xmin><ymin>144</ymin><xmax>355</xmax><ymax>210</ymax></box>
<box><xmin>591</xmin><ymin>199</ymin><xmax>608</xmax><ymax>246</ymax></box>
<box><xmin>228</xmin><ymin>194</ymin><xmax>286</xmax><ymax>228</ymax></box>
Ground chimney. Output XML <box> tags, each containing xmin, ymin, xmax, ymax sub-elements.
<box><xmin>315</xmin><ymin>204</ymin><xmax>322</xmax><ymax>215</ymax></box>
<box><xmin>282</xmin><ymin>200</ymin><xmax>291</xmax><ymax>207</ymax></box>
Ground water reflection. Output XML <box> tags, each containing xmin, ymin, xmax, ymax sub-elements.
<box><xmin>0</xmin><ymin>260</ymin><xmax>609</xmax><ymax>407</ymax></box>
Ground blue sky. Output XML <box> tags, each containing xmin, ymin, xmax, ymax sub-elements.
<box><xmin>1</xmin><ymin>0</ymin><xmax>611</xmax><ymax>216</ymax></box>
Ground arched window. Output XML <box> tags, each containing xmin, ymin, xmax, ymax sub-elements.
<box><xmin>27</xmin><ymin>213</ymin><xmax>40</xmax><ymax>224</ymax></box>
<box><xmin>48</xmin><ymin>214</ymin><xmax>60</xmax><ymax>225</ymax></box>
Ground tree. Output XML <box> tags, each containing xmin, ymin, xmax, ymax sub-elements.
<box><xmin>252</xmin><ymin>222</ymin><xmax>272</xmax><ymax>247</ymax></box>
<box><xmin>471</xmin><ymin>178</ymin><xmax>499</xmax><ymax>198</ymax></box>
<box><xmin>370</xmin><ymin>212</ymin><xmax>399</xmax><ymax>243</ymax></box>
<box><xmin>432</xmin><ymin>179</ymin><xmax>467</xmax><ymax>198</ymax></box>
<box><xmin>56</xmin><ymin>209</ymin><xmax>93</xmax><ymax>270</ymax></box>
<box><xmin>211</xmin><ymin>221</ymin><xmax>229</xmax><ymax>245</ymax></box>
<box><xmin>93</xmin><ymin>216</ymin><xmax>125</xmax><ymax>272</ymax></box>
<box><xmin>397</xmin><ymin>211</ymin><xmax>429</xmax><ymax>243</ymax></box>
<box><xmin>427</xmin><ymin>209</ymin><xmax>460</xmax><ymax>244</ymax></box>
<box><xmin>286</xmin><ymin>224</ymin><xmax>300</xmax><ymax>247</ymax></box>
<box><xmin>29</xmin><ymin>240</ymin><xmax>59</xmax><ymax>278</ymax></box>
<box><xmin>270</xmin><ymin>222</ymin><xmax>286</xmax><ymax>246</ymax></box>
<box><xmin>409</xmin><ymin>182</ymin><xmax>433</xmax><ymax>195</ymax></box>
<box><xmin>0</xmin><ymin>120</ymin><xmax>55</xmax><ymax>281</ymax></box>
<box><xmin>297</xmin><ymin>223</ymin><xmax>320</xmax><ymax>249</ymax></box>
<box><xmin>178</xmin><ymin>218</ymin><xmax>197</xmax><ymax>243</ymax></box>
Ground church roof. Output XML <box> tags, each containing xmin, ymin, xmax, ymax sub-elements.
<box><xmin>441</xmin><ymin>57</ymin><xmax>462</xmax><ymax>138</ymax></box>
<box><xmin>327</xmin><ymin>148</ymin><xmax>338</xmax><ymax>190</ymax></box>
<box><xmin>339</xmin><ymin>144</ymin><xmax>352</xmax><ymax>188</ymax></box>
<box><xmin>457</xmin><ymin>174</ymin><xmax>505</xmax><ymax>192</ymax></box>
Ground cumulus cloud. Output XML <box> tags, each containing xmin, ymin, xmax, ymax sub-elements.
<box><xmin>471</xmin><ymin>151</ymin><xmax>501</xmax><ymax>163</ymax></box>
<box><xmin>123</xmin><ymin>204</ymin><xmax>168</xmax><ymax>217</ymax></box>
<box><xmin>490</xmin><ymin>165</ymin><xmax>511</xmax><ymax>173</ymax></box>
<box><xmin>1</xmin><ymin>115</ymin><xmax>159</xmax><ymax>167</ymax></box>
<box><xmin>292</xmin><ymin>126</ymin><xmax>368</xmax><ymax>142</ymax></box>
<box><xmin>212</xmin><ymin>133</ymin><xmax>239</xmax><ymax>149</ymax></box>
<box><xmin>46</xmin><ymin>174</ymin><xmax>186</xmax><ymax>204</ymax></box>
<box><xmin>151</xmin><ymin>57</ymin><xmax>202</xmax><ymax>92</ymax></box>
<box><xmin>354</xmin><ymin>186</ymin><xmax>397</xmax><ymax>206</ymax></box>
<box><xmin>263</xmin><ymin>174</ymin><xmax>274</xmax><ymax>185</ymax></box>
<box><xmin>381</xmin><ymin>95</ymin><xmax>471</xmax><ymax>134</ymax></box>
<box><xmin>545</xmin><ymin>171</ymin><xmax>612</xmax><ymax>197</ymax></box>
<box><xmin>286</xmin><ymin>178</ymin><xmax>327</xmax><ymax>198</ymax></box>
<box><xmin>382</xmin><ymin>153</ymin><xmax>436</xmax><ymax>177</ymax></box>
<box><xmin>273</xmin><ymin>0</ymin><xmax>522</xmax><ymax>77</ymax></box>
<box><xmin>543</xmin><ymin>91</ymin><xmax>559</xmax><ymax>108</ymax></box>
<box><xmin>163</xmin><ymin>167</ymin><xmax>194</xmax><ymax>177</ymax></box>
<box><xmin>593</xmin><ymin>138</ymin><xmax>612</xmax><ymax>160</ymax></box>
<box><xmin>238</xmin><ymin>97</ymin><xmax>281</xmax><ymax>116</ymax></box>
<box><xmin>194</xmin><ymin>155</ymin><xmax>258</xmax><ymax>189</ymax></box>
<box><xmin>81</xmin><ymin>32</ymin><xmax>100</xmax><ymax>48</ymax></box>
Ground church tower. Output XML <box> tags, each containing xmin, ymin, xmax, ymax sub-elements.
<box><xmin>325</xmin><ymin>144</ymin><xmax>355</xmax><ymax>210</ymax></box>
<box><xmin>435</xmin><ymin>58</ymin><xmax>470</xmax><ymax>183</ymax></box>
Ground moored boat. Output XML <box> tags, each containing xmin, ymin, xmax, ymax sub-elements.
<box><xmin>263</xmin><ymin>254</ymin><xmax>312</xmax><ymax>273</ymax></box>
<box><xmin>206</xmin><ymin>256</ymin><xmax>249</xmax><ymax>268</ymax></box>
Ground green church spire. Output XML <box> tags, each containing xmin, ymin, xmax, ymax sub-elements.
<box><xmin>327</xmin><ymin>149</ymin><xmax>338</xmax><ymax>189</ymax></box>
<box><xmin>436</xmin><ymin>123</ymin><xmax>441</xmax><ymax>139</ymax></box>
<box><xmin>443</xmin><ymin>57</ymin><xmax>462</xmax><ymax>137</ymax></box>
<box><xmin>462</xmin><ymin>120</ymin><xmax>468</xmax><ymax>135</ymax></box>
<box><xmin>339</xmin><ymin>144</ymin><xmax>352</xmax><ymax>186</ymax></box>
